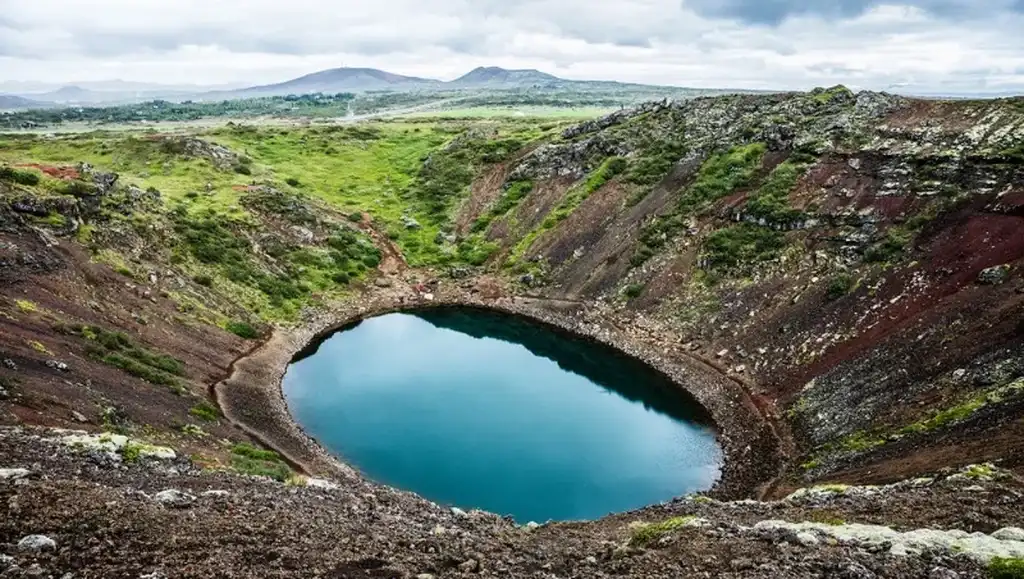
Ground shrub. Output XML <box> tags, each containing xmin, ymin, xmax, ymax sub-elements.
<box><xmin>67</xmin><ymin>324</ymin><xmax>186</xmax><ymax>387</ymax></box>
<box><xmin>629</xmin><ymin>517</ymin><xmax>695</xmax><ymax>547</ymax></box>
<box><xmin>989</xmin><ymin>558</ymin><xmax>1024</xmax><ymax>579</ymax></box>
<box><xmin>825</xmin><ymin>274</ymin><xmax>854</xmax><ymax>301</ymax></box>
<box><xmin>744</xmin><ymin>161</ymin><xmax>806</xmax><ymax>227</ymax></box>
<box><xmin>626</xmin><ymin>139</ymin><xmax>688</xmax><ymax>187</ymax></box>
<box><xmin>285</xmin><ymin>177</ymin><xmax>301</xmax><ymax>187</ymax></box>
<box><xmin>864</xmin><ymin>227</ymin><xmax>912</xmax><ymax>263</ymax></box>
<box><xmin>332</xmin><ymin>272</ymin><xmax>351</xmax><ymax>284</ymax></box>
<box><xmin>0</xmin><ymin>166</ymin><xmax>40</xmax><ymax>186</ymax></box>
<box><xmin>231</xmin><ymin>456</ymin><xmax>292</xmax><ymax>481</ymax></box>
<box><xmin>233</xmin><ymin>164</ymin><xmax>252</xmax><ymax>175</ymax></box>
<box><xmin>583</xmin><ymin>156</ymin><xmax>627</xmax><ymax>195</ymax></box>
<box><xmin>226</xmin><ymin>321</ymin><xmax>259</xmax><ymax>340</ymax></box>
<box><xmin>231</xmin><ymin>443</ymin><xmax>281</xmax><ymax>462</ymax></box>
<box><xmin>193</xmin><ymin>274</ymin><xmax>213</xmax><ymax>287</ymax></box>
<box><xmin>701</xmin><ymin>224</ymin><xmax>786</xmax><ymax>274</ymax></box>
<box><xmin>348</xmin><ymin>211</ymin><xmax>364</xmax><ymax>223</ymax></box>
<box><xmin>680</xmin><ymin>143</ymin><xmax>766</xmax><ymax>215</ymax></box>
<box><xmin>61</xmin><ymin>180</ymin><xmax>98</xmax><ymax>196</ymax></box>
<box><xmin>15</xmin><ymin>299</ymin><xmax>37</xmax><ymax>313</ymax></box>
<box><xmin>189</xmin><ymin>401</ymin><xmax>221</xmax><ymax>422</ymax></box>
<box><xmin>623</xmin><ymin>283</ymin><xmax>645</xmax><ymax>298</ymax></box>
<box><xmin>230</xmin><ymin>443</ymin><xmax>292</xmax><ymax>481</ymax></box>
<box><xmin>101</xmin><ymin>352</ymin><xmax>181</xmax><ymax>387</ymax></box>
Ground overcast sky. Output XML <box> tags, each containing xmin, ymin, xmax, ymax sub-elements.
<box><xmin>1</xmin><ymin>0</ymin><xmax>1023</xmax><ymax>94</ymax></box>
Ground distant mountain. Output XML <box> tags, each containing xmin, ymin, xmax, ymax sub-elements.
<box><xmin>450</xmin><ymin>67</ymin><xmax>562</xmax><ymax>88</ymax></box>
<box><xmin>0</xmin><ymin>94</ymin><xmax>48</xmax><ymax>111</ymax></box>
<box><xmin>214</xmin><ymin>68</ymin><xmax>440</xmax><ymax>99</ymax></box>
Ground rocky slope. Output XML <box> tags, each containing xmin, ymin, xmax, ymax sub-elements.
<box><xmin>1</xmin><ymin>87</ymin><xmax>1023</xmax><ymax>576</ymax></box>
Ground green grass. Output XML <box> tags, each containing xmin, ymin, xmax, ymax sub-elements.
<box><xmin>826</xmin><ymin>274</ymin><xmax>856</xmax><ymax>301</ymax></box>
<box><xmin>505</xmin><ymin>157</ymin><xmax>626</xmax><ymax>266</ymax></box>
<box><xmin>471</xmin><ymin>179</ymin><xmax>534</xmax><ymax>233</ymax></box>
<box><xmin>230</xmin><ymin>443</ymin><xmax>292</xmax><ymax>481</ymax></box>
<box><xmin>700</xmin><ymin>224</ymin><xmax>787</xmax><ymax>275</ymax></box>
<box><xmin>0</xmin><ymin>166</ymin><xmax>41</xmax><ymax>186</ymax></box>
<box><xmin>225</xmin><ymin>321</ymin><xmax>259</xmax><ymax>340</ymax></box>
<box><xmin>680</xmin><ymin>143</ymin><xmax>766</xmax><ymax>214</ymax></box>
<box><xmin>631</xmin><ymin>143</ymin><xmax>767</xmax><ymax>267</ymax></box>
<box><xmin>58</xmin><ymin>324</ymin><xmax>186</xmax><ymax>390</ymax></box>
<box><xmin>864</xmin><ymin>226</ymin><xmax>914</xmax><ymax>263</ymax></box>
<box><xmin>401</xmin><ymin>106</ymin><xmax>612</xmax><ymax>120</ymax></box>
<box><xmin>623</xmin><ymin>283</ymin><xmax>645</xmax><ymax>299</ymax></box>
<box><xmin>809</xmin><ymin>378</ymin><xmax>1024</xmax><ymax>464</ymax></box>
<box><xmin>628</xmin><ymin>517</ymin><xmax>696</xmax><ymax>547</ymax></box>
<box><xmin>626</xmin><ymin>139</ymin><xmax>688</xmax><ymax>188</ymax></box>
<box><xmin>989</xmin><ymin>558</ymin><xmax>1024</xmax><ymax>579</ymax></box>
<box><xmin>189</xmin><ymin>401</ymin><xmax>221</xmax><ymax>422</ymax></box>
<box><xmin>743</xmin><ymin>160</ymin><xmax>807</xmax><ymax>227</ymax></box>
<box><xmin>898</xmin><ymin>378</ymin><xmax>1023</xmax><ymax>435</ymax></box>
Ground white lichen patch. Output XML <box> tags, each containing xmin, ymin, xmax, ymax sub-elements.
<box><xmin>752</xmin><ymin>520</ymin><xmax>1024</xmax><ymax>563</ymax></box>
<box><xmin>60</xmin><ymin>431</ymin><xmax>176</xmax><ymax>461</ymax></box>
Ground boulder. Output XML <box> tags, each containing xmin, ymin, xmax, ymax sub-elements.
<box><xmin>18</xmin><ymin>535</ymin><xmax>56</xmax><ymax>552</ymax></box>
<box><xmin>153</xmin><ymin>489</ymin><xmax>196</xmax><ymax>508</ymax></box>
<box><xmin>978</xmin><ymin>265</ymin><xmax>1010</xmax><ymax>285</ymax></box>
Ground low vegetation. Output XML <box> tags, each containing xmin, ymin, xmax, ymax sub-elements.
<box><xmin>0</xmin><ymin>166</ymin><xmax>41</xmax><ymax>186</ymax></box>
<box><xmin>471</xmin><ymin>179</ymin><xmax>534</xmax><ymax>233</ymax></box>
<box><xmin>632</xmin><ymin>143</ymin><xmax>767</xmax><ymax>267</ymax></box>
<box><xmin>989</xmin><ymin>558</ymin><xmax>1024</xmax><ymax>579</ymax></box>
<box><xmin>628</xmin><ymin>516</ymin><xmax>696</xmax><ymax>547</ymax></box>
<box><xmin>225</xmin><ymin>321</ymin><xmax>260</xmax><ymax>340</ymax></box>
<box><xmin>189</xmin><ymin>401</ymin><xmax>221</xmax><ymax>422</ymax></box>
<box><xmin>700</xmin><ymin>224</ymin><xmax>787</xmax><ymax>275</ymax></box>
<box><xmin>58</xmin><ymin>324</ymin><xmax>186</xmax><ymax>391</ymax></box>
<box><xmin>230</xmin><ymin>443</ymin><xmax>292</xmax><ymax>482</ymax></box>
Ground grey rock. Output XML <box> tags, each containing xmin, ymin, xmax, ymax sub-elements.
<box><xmin>978</xmin><ymin>265</ymin><xmax>1010</xmax><ymax>285</ymax></box>
<box><xmin>451</xmin><ymin>507</ymin><xmax>469</xmax><ymax>518</ymax></box>
<box><xmin>2</xmin><ymin>358</ymin><xmax>16</xmax><ymax>370</ymax></box>
<box><xmin>730</xmin><ymin>557</ymin><xmax>755</xmax><ymax>571</ymax></box>
<box><xmin>928</xmin><ymin>567</ymin><xmax>959</xmax><ymax>579</ymax></box>
<box><xmin>0</xmin><ymin>468</ymin><xmax>31</xmax><ymax>480</ymax></box>
<box><xmin>795</xmin><ymin>531</ymin><xmax>819</xmax><ymax>546</ymax></box>
<box><xmin>402</xmin><ymin>216</ymin><xmax>421</xmax><ymax>230</ymax></box>
<box><xmin>18</xmin><ymin>534</ymin><xmax>56</xmax><ymax>552</ymax></box>
<box><xmin>201</xmin><ymin>490</ymin><xmax>231</xmax><ymax>498</ymax></box>
<box><xmin>992</xmin><ymin>527</ymin><xmax>1024</xmax><ymax>542</ymax></box>
<box><xmin>153</xmin><ymin>489</ymin><xmax>196</xmax><ymax>508</ymax></box>
<box><xmin>415</xmin><ymin>575</ymin><xmax>436</xmax><ymax>579</ymax></box>
<box><xmin>458</xmin><ymin>559</ymin><xmax>479</xmax><ymax>573</ymax></box>
<box><xmin>71</xmin><ymin>410</ymin><xmax>89</xmax><ymax>423</ymax></box>
<box><xmin>45</xmin><ymin>360</ymin><xmax>70</xmax><ymax>372</ymax></box>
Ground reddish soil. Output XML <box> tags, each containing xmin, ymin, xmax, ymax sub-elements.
<box><xmin>0</xmin><ymin>230</ymin><xmax>250</xmax><ymax>462</ymax></box>
<box><xmin>15</xmin><ymin>164</ymin><xmax>80</xmax><ymax>180</ymax></box>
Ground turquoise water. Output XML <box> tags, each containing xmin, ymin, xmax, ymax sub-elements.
<box><xmin>282</xmin><ymin>308</ymin><xmax>721</xmax><ymax>522</ymax></box>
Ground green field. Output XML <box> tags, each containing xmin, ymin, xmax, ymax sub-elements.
<box><xmin>399</xmin><ymin>106</ymin><xmax>615</xmax><ymax>120</ymax></box>
<box><xmin>0</xmin><ymin>116</ymin><xmax>564</xmax><ymax>321</ymax></box>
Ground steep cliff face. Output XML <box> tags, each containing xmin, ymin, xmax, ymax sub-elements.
<box><xmin>460</xmin><ymin>89</ymin><xmax>1024</xmax><ymax>486</ymax></box>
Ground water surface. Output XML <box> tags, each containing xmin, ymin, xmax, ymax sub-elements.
<box><xmin>283</xmin><ymin>308</ymin><xmax>721</xmax><ymax>522</ymax></box>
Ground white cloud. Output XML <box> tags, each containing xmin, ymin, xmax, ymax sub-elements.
<box><xmin>0</xmin><ymin>0</ymin><xmax>1021</xmax><ymax>94</ymax></box>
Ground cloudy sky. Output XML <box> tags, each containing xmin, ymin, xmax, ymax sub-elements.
<box><xmin>1</xmin><ymin>0</ymin><xmax>1023</xmax><ymax>94</ymax></box>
